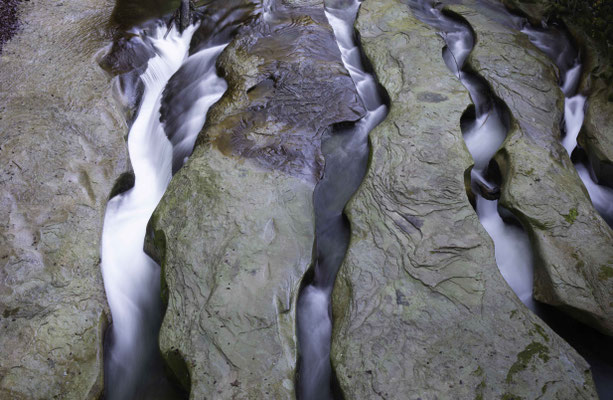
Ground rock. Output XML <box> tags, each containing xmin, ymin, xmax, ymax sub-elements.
<box><xmin>0</xmin><ymin>0</ymin><xmax>21</xmax><ymax>54</ymax></box>
<box><xmin>147</xmin><ymin>1</ymin><xmax>364</xmax><ymax>398</ymax></box>
<box><xmin>0</xmin><ymin>0</ymin><xmax>129</xmax><ymax>398</ymax></box>
<box><xmin>329</xmin><ymin>0</ymin><xmax>597</xmax><ymax>398</ymax></box>
<box><xmin>449</xmin><ymin>1</ymin><xmax>613</xmax><ymax>336</ymax></box>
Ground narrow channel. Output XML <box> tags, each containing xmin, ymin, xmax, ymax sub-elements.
<box><xmin>100</xmin><ymin>15</ymin><xmax>232</xmax><ymax>399</ymax></box>
<box><xmin>407</xmin><ymin>0</ymin><xmax>535</xmax><ymax>310</ymax></box>
<box><xmin>295</xmin><ymin>0</ymin><xmax>388</xmax><ymax>398</ymax></box>
<box><xmin>511</xmin><ymin>12</ymin><xmax>613</xmax><ymax>397</ymax></box>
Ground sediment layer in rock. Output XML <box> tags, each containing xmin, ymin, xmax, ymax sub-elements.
<box><xmin>329</xmin><ymin>1</ymin><xmax>597</xmax><ymax>398</ymax></box>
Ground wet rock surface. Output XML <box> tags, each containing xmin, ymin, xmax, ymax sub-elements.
<box><xmin>450</xmin><ymin>1</ymin><xmax>613</xmax><ymax>336</ymax></box>
<box><xmin>147</xmin><ymin>1</ymin><xmax>364</xmax><ymax>398</ymax></box>
<box><xmin>329</xmin><ymin>0</ymin><xmax>597</xmax><ymax>398</ymax></box>
<box><xmin>502</xmin><ymin>0</ymin><xmax>613</xmax><ymax>190</ymax></box>
<box><xmin>0</xmin><ymin>0</ymin><xmax>129</xmax><ymax>398</ymax></box>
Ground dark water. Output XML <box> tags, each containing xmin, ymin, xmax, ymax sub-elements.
<box><xmin>111</xmin><ymin>0</ymin><xmax>181</xmax><ymax>30</ymax></box>
<box><xmin>295</xmin><ymin>1</ymin><xmax>388</xmax><ymax>399</ymax></box>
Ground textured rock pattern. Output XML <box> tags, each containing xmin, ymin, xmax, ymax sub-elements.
<box><xmin>329</xmin><ymin>0</ymin><xmax>597</xmax><ymax>398</ymax></box>
<box><xmin>0</xmin><ymin>0</ymin><xmax>128</xmax><ymax>398</ymax></box>
<box><xmin>148</xmin><ymin>1</ymin><xmax>364</xmax><ymax>398</ymax></box>
<box><xmin>451</xmin><ymin>2</ymin><xmax>613</xmax><ymax>336</ymax></box>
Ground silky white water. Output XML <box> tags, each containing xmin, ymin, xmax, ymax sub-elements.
<box><xmin>522</xmin><ymin>25</ymin><xmax>613</xmax><ymax>226</ymax></box>
<box><xmin>101</xmin><ymin>22</ymin><xmax>229</xmax><ymax>399</ymax></box>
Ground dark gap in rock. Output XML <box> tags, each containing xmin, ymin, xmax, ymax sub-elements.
<box><xmin>108</xmin><ymin>172</ymin><xmax>135</xmax><ymax>200</ymax></box>
<box><xmin>0</xmin><ymin>0</ymin><xmax>22</xmax><ymax>54</ymax></box>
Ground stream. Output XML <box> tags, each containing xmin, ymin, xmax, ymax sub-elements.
<box><xmin>295</xmin><ymin>0</ymin><xmax>388</xmax><ymax>398</ymax></box>
<box><xmin>97</xmin><ymin>0</ymin><xmax>611</xmax><ymax>398</ymax></box>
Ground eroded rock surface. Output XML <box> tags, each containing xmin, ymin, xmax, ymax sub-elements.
<box><xmin>330</xmin><ymin>0</ymin><xmax>597</xmax><ymax>398</ymax></box>
<box><xmin>0</xmin><ymin>0</ymin><xmax>128</xmax><ymax>398</ymax></box>
<box><xmin>449</xmin><ymin>2</ymin><xmax>613</xmax><ymax>336</ymax></box>
<box><xmin>148</xmin><ymin>1</ymin><xmax>364</xmax><ymax>398</ymax></box>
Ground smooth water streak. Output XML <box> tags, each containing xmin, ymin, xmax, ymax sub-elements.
<box><xmin>295</xmin><ymin>1</ymin><xmax>387</xmax><ymax>398</ymax></box>
<box><xmin>521</xmin><ymin>23</ymin><xmax>613</xmax><ymax>227</ymax></box>
<box><xmin>101</xmin><ymin>21</ymin><xmax>229</xmax><ymax>399</ymax></box>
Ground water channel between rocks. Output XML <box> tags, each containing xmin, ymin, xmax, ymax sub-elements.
<box><xmin>295</xmin><ymin>0</ymin><xmax>388</xmax><ymax>399</ymax></box>
<box><xmin>98</xmin><ymin>0</ymin><xmax>612</xmax><ymax>398</ymax></box>
<box><xmin>408</xmin><ymin>1</ymin><xmax>613</xmax><ymax>397</ymax></box>
<box><xmin>101</xmin><ymin>18</ymin><xmax>229</xmax><ymax>399</ymax></box>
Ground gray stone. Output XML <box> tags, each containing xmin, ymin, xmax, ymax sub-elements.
<box><xmin>451</xmin><ymin>1</ymin><xmax>613</xmax><ymax>336</ymax></box>
<box><xmin>329</xmin><ymin>0</ymin><xmax>597</xmax><ymax>398</ymax></box>
<box><xmin>0</xmin><ymin>0</ymin><xmax>129</xmax><ymax>398</ymax></box>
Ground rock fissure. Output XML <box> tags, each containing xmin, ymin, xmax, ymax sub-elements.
<box><xmin>147</xmin><ymin>0</ymin><xmax>368</xmax><ymax>398</ymax></box>
<box><xmin>448</xmin><ymin>1</ymin><xmax>613</xmax><ymax>396</ymax></box>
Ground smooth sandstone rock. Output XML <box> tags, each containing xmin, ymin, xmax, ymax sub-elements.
<box><xmin>0</xmin><ymin>0</ymin><xmax>129</xmax><ymax>398</ymax></box>
<box><xmin>451</xmin><ymin>2</ymin><xmax>613</xmax><ymax>336</ymax></box>
<box><xmin>330</xmin><ymin>0</ymin><xmax>597</xmax><ymax>398</ymax></box>
<box><xmin>148</xmin><ymin>1</ymin><xmax>364</xmax><ymax>398</ymax></box>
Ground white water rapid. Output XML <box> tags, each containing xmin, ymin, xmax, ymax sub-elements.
<box><xmin>101</xmin><ymin>21</ymin><xmax>228</xmax><ymax>399</ymax></box>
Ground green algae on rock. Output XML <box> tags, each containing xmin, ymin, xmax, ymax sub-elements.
<box><xmin>147</xmin><ymin>1</ymin><xmax>365</xmax><ymax>398</ymax></box>
<box><xmin>329</xmin><ymin>0</ymin><xmax>597</xmax><ymax>398</ymax></box>
<box><xmin>0</xmin><ymin>0</ymin><xmax>129</xmax><ymax>398</ymax></box>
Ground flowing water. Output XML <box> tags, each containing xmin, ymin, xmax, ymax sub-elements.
<box><xmin>295</xmin><ymin>1</ymin><xmax>388</xmax><ymax>398</ymax></box>
<box><xmin>99</xmin><ymin>0</ymin><xmax>612</xmax><ymax>397</ymax></box>
<box><xmin>518</xmin><ymin>18</ymin><xmax>613</xmax><ymax>398</ymax></box>
<box><xmin>101</xmin><ymin>18</ymin><xmax>230</xmax><ymax>399</ymax></box>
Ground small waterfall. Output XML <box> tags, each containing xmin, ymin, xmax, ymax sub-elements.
<box><xmin>295</xmin><ymin>1</ymin><xmax>387</xmax><ymax>398</ymax></box>
<box><xmin>101</xmin><ymin>20</ymin><xmax>229</xmax><ymax>399</ymax></box>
